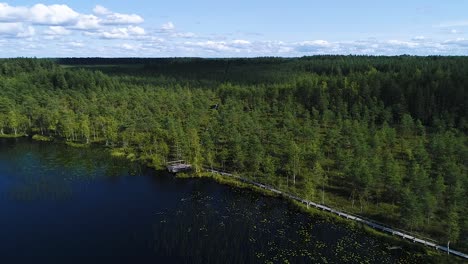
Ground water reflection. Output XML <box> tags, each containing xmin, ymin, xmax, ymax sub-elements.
<box><xmin>0</xmin><ymin>139</ymin><xmax>426</xmax><ymax>263</ymax></box>
<box><xmin>151</xmin><ymin>182</ymin><xmax>421</xmax><ymax>263</ymax></box>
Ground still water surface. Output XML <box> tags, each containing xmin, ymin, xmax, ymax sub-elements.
<box><xmin>0</xmin><ymin>139</ymin><xmax>424</xmax><ymax>263</ymax></box>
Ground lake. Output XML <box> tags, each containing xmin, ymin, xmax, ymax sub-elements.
<box><xmin>0</xmin><ymin>138</ymin><xmax>426</xmax><ymax>263</ymax></box>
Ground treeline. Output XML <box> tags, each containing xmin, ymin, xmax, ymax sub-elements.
<box><xmin>57</xmin><ymin>56</ymin><xmax>467</xmax><ymax>128</ymax></box>
<box><xmin>0</xmin><ymin>57</ymin><xmax>466</xmax><ymax>249</ymax></box>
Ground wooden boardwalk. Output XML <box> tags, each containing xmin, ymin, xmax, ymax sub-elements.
<box><xmin>167</xmin><ymin>160</ymin><xmax>192</xmax><ymax>173</ymax></box>
<box><xmin>204</xmin><ymin>168</ymin><xmax>468</xmax><ymax>260</ymax></box>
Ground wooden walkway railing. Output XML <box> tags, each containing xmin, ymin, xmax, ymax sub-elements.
<box><xmin>204</xmin><ymin>168</ymin><xmax>468</xmax><ymax>260</ymax></box>
<box><xmin>167</xmin><ymin>160</ymin><xmax>192</xmax><ymax>173</ymax></box>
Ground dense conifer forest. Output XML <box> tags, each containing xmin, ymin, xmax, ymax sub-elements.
<box><xmin>0</xmin><ymin>56</ymin><xmax>466</xmax><ymax>250</ymax></box>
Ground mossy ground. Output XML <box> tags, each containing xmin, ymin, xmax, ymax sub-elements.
<box><xmin>0</xmin><ymin>134</ymin><xmax>25</xmax><ymax>138</ymax></box>
<box><xmin>32</xmin><ymin>134</ymin><xmax>54</xmax><ymax>142</ymax></box>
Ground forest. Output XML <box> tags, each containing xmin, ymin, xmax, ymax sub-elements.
<box><xmin>0</xmin><ymin>56</ymin><xmax>466</xmax><ymax>250</ymax></box>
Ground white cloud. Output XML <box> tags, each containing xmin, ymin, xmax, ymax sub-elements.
<box><xmin>19</xmin><ymin>26</ymin><xmax>35</xmax><ymax>38</ymax></box>
<box><xmin>116</xmin><ymin>43</ymin><xmax>150</xmax><ymax>53</ymax></box>
<box><xmin>448</xmin><ymin>29</ymin><xmax>463</xmax><ymax>34</ymax></box>
<box><xmin>4</xmin><ymin>34</ymin><xmax>468</xmax><ymax>57</ymax></box>
<box><xmin>437</xmin><ymin>20</ymin><xmax>468</xmax><ymax>28</ymax></box>
<box><xmin>0</xmin><ymin>3</ymin><xmax>81</xmax><ymax>26</ymax></box>
<box><xmin>45</xmin><ymin>26</ymin><xmax>70</xmax><ymax>35</ymax></box>
<box><xmin>0</xmin><ymin>3</ymin><xmax>28</xmax><ymax>22</ymax></box>
<box><xmin>73</xmin><ymin>15</ymin><xmax>101</xmax><ymax>30</ymax></box>
<box><xmin>14</xmin><ymin>25</ymin><xmax>34</xmax><ymax>38</ymax></box>
<box><xmin>296</xmin><ymin>40</ymin><xmax>333</xmax><ymax>52</ymax></box>
<box><xmin>185</xmin><ymin>41</ymin><xmax>231</xmax><ymax>52</ymax></box>
<box><xmin>120</xmin><ymin>43</ymin><xmax>137</xmax><ymax>50</ymax></box>
<box><xmin>412</xmin><ymin>36</ymin><xmax>425</xmax><ymax>41</ymax></box>
<box><xmin>230</xmin><ymin>39</ymin><xmax>252</xmax><ymax>49</ymax></box>
<box><xmin>386</xmin><ymin>40</ymin><xmax>419</xmax><ymax>48</ymax></box>
<box><xmin>171</xmin><ymin>32</ymin><xmax>196</xmax><ymax>38</ymax></box>
<box><xmin>183</xmin><ymin>40</ymin><xmax>256</xmax><ymax>53</ymax></box>
<box><xmin>161</xmin><ymin>22</ymin><xmax>175</xmax><ymax>31</ymax></box>
<box><xmin>68</xmin><ymin>41</ymin><xmax>84</xmax><ymax>47</ymax></box>
<box><xmin>0</xmin><ymin>22</ymin><xmax>34</xmax><ymax>38</ymax></box>
<box><xmin>91</xmin><ymin>5</ymin><xmax>143</xmax><ymax>25</ymax></box>
<box><xmin>443</xmin><ymin>38</ymin><xmax>468</xmax><ymax>47</ymax></box>
<box><xmin>0</xmin><ymin>3</ymin><xmax>80</xmax><ymax>25</ymax></box>
<box><xmin>87</xmin><ymin>25</ymin><xmax>146</xmax><ymax>39</ymax></box>
<box><xmin>100</xmin><ymin>28</ymin><xmax>127</xmax><ymax>39</ymax></box>
<box><xmin>1</xmin><ymin>3</ymin><xmax>468</xmax><ymax>57</ymax></box>
<box><xmin>0</xmin><ymin>3</ymin><xmax>144</xmax><ymax>32</ymax></box>
<box><xmin>0</xmin><ymin>22</ymin><xmax>23</xmax><ymax>34</ymax></box>
<box><xmin>93</xmin><ymin>5</ymin><xmax>110</xmax><ymax>16</ymax></box>
<box><xmin>102</xmin><ymin>13</ymin><xmax>143</xmax><ymax>25</ymax></box>
<box><xmin>299</xmin><ymin>40</ymin><xmax>331</xmax><ymax>47</ymax></box>
<box><xmin>178</xmin><ymin>40</ymin><xmax>299</xmax><ymax>56</ymax></box>
<box><xmin>147</xmin><ymin>36</ymin><xmax>165</xmax><ymax>43</ymax></box>
<box><xmin>232</xmin><ymin>39</ymin><xmax>251</xmax><ymax>45</ymax></box>
<box><xmin>29</xmin><ymin>4</ymin><xmax>79</xmax><ymax>25</ymax></box>
<box><xmin>128</xmin><ymin>25</ymin><xmax>145</xmax><ymax>35</ymax></box>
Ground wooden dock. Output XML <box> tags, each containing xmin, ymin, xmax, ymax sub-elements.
<box><xmin>204</xmin><ymin>168</ymin><xmax>468</xmax><ymax>260</ymax></box>
<box><xmin>167</xmin><ymin>160</ymin><xmax>192</xmax><ymax>173</ymax></box>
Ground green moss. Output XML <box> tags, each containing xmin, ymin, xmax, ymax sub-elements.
<box><xmin>65</xmin><ymin>141</ymin><xmax>89</xmax><ymax>148</ymax></box>
<box><xmin>32</xmin><ymin>134</ymin><xmax>54</xmax><ymax>142</ymax></box>
<box><xmin>126</xmin><ymin>153</ymin><xmax>136</xmax><ymax>161</ymax></box>
<box><xmin>110</xmin><ymin>148</ymin><xmax>126</xmax><ymax>157</ymax></box>
<box><xmin>174</xmin><ymin>172</ymin><xmax>192</xmax><ymax>179</ymax></box>
<box><xmin>0</xmin><ymin>133</ymin><xmax>25</xmax><ymax>138</ymax></box>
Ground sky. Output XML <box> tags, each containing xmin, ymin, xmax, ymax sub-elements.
<box><xmin>1</xmin><ymin>0</ymin><xmax>468</xmax><ymax>57</ymax></box>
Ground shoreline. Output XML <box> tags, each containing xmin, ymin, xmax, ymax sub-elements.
<box><xmin>4</xmin><ymin>134</ymin><xmax>466</xmax><ymax>262</ymax></box>
<box><xmin>176</xmin><ymin>171</ymin><xmax>467</xmax><ymax>262</ymax></box>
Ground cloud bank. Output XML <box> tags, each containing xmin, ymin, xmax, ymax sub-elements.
<box><xmin>1</xmin><ymin>2</ymin><xmax>468</xmax><ymax>57</ymax></box>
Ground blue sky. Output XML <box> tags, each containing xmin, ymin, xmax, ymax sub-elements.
<box><xmin>1</xmin><ymin>1</ymin><xmax>468</xmax><ymax>57</ymax></box>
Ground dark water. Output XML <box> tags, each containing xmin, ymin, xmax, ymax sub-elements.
<box><xmin>0</xmin><ymin>139</ymin><xmax>425</xmax><ymax>263</ymax></box>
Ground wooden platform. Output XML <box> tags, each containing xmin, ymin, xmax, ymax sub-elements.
<box><xmin>166</xmin><ymin>160</ymin><xmax>192</xmax><ymax>173</ymax></box>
